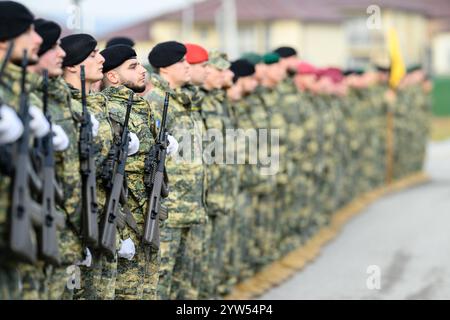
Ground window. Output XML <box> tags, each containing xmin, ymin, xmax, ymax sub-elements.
<box><xmin>238</xmin><ymin>25</ymin><xmax>257</xmax><ymax>53</ymax></box>
<box><xmin>345</xmin><ymin>17</ymin><xmax>371</xmax><ymax>46</ymax></box>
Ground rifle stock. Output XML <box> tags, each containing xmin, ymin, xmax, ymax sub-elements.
<box><xmin>79</xmin><ymin>65</ymin><xmax>99</xmax><ymax>247</ymax></box>
<box><xmin>38</xmin><ymin>70</ymin><xmax>65</xmax><ymax>266</ymax></box>
<box><xmin>99</xmin><ymin>92</ymin><xmax>133</xmax><ymax>257</ymax></box>
<box><xmin>8</xmin><ymin>50</ymin><xmax>41</xmax><ymax>264</ymax></box>
<box><xmin>143</xmin><ymin>92</ymin><xmax>170</xmax><ymax>249</ymax></box>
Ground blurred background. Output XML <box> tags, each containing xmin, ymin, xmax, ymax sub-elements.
<box><xmin>17</xmin><ymin>0</ymin><xmax>450</xmax><ymax>136</ymax></box>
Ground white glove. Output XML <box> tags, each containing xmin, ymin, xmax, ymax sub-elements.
<box><xmin>90</xmin><ymin>114</ymin><xmax>99</xmax><ymax>137</ymax></box>
<box><xmin>0</xmin><ymin>104</ymin><xmax>24</xmax><ymax>144</ymax></box>
<box><xmin>127</xmin><ymin>132</ymin><xmax>140</xmax><ymax>156</ymax></box>
<box><xmin>52</xmin><ymin>124</ymin><xmax>70</xmax><ymax>151</ymax></box>
<box><xmin>118</xmin><ymin>238</ymin><xmax>136</xmax><ymax>260</ymax></box>
<box><xmin>76</xmin><ymin>248</ymin><xmax>92</xmax><ymax>267</ymax></box>
<box><xmin>167</xmin><ymin>134</ymin><xmax>179</xmax><ymax>156</ymax></box>
<box><xmin>29</xmin><ymin>105</ymin><xmax>50</xmax><ymax>138</ymax></box>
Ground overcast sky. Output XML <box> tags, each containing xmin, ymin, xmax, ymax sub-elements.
<box><xmin>16</xmin><ymin>0</ymin><xmax>188</xmax><ymax>36</ymax></box>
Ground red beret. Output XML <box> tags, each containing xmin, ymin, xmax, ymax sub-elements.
<box><xmin>185</xmin><ymin>43</ymin><xmax>209</xmax><ymax>64</ymax></box>
<box><xmin>320</xmin><ymin>67</ymin><xmax>343</xmax><ymax>83</ymax></box>
<box><xmin>297</xmin><ymin>62</ymin><xmax>317</xmax><ymax>75</ymax></box>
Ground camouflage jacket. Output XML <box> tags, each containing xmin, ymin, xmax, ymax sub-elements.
<box><xmin>198</xmin><ymin>87</ymin><xmax>234</xmax><ymax>214</ymax></box>
<box><xmin>145</xmin><ymin>74</ymin><xmax>207</xmax><ymax>228</ymax></box>
<box><xmin>67</xmin><ymin>84</ymin><xmax>113</xmax><ymax>219</ymax></box>
<box><xmin>102</xmin><ymin>85</ymin><xmax>157</xmax><ymax>226</ymax></box>
<box><xmin>0</xmin><ymin>62</ymin><xmax>43</xmax><ymax>252</ymax></box>
<box><xmin>259</xmin><ymin>85</ymin><xmax>288</xmax><ymax>184</ymax></box>
<box><xmin>35</xmin><ymin>76</ymin><xmax>84</xmax><ymax>263</ymax></box>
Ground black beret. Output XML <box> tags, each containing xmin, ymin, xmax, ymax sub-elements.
<box><xmin>100</xmin><ymin>44</ymin><xmax>137</xmax><ymax>73</ymax></box>
<box><xmin>375</xmin><ymin>65</ymin><xmax>390</xmax><ymax>73</ymax></box>
<box><xmin>230</xmin><ymin>59</ymin><xmax>255</xmax><ymax>82</ymax></box>
<box><xmin>148</xmin><ymin>41</ymin><xmax>186</xmax><ymax>68</ymax></box>
<box><xmin>106</xmin><ymin>37</ymin><xmax>135</xmax><ymax>48</ymax></box>
<box><xmin>343</xmin><ymin>69</ymin><xmax>364</xmax><ymax>76</ymax></box>
<box><xmin>407</xmin><ymin>64</ymin><xmax>422</xmax><ymax>73</ymax></box>
<box><xmin>61</xmin><ymin>34</ymin><xmax>98</xmax><ymax>67</ymax></box>
<box><xmin>34</xmin><ymin>19</ymin><xmax>62</xmax><ymax>56</ymax></box>
<box><xmin>0</xmin><ymin>1</ymin><xmax>34</xmax><ymax>41</ymax></box>
<box><xmin>274</xmin><ymin>46</ymin><xmax>297</xmax><ymax>58</ymax></box>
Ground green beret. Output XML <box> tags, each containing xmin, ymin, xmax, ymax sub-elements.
<box><xmin>241</xmin><ymin>52</ymin><xmax>262</xmax><ymax>66</ymax></box>
<box><xmin>263</xmin><ymin>52</ymin><xmax>280</xmax><ymax>65</ymax></box>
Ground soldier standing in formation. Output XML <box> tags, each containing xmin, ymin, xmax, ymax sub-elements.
<box><xmin>0</xmin><ymin>1</ymin><xmax>432</xmax><ymax>300</ymax></box>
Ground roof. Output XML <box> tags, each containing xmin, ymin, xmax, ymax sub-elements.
<box><xmin>158</xmin><ymin>0</ymin><xmax>344</xmax><ymax>23</ymax></box>
<box><xmin>100</xmin><ymin>18</ymin><xmax>153</xmax><ymax>42</ymax></box>
<box><xmin>105</xmin><ymin>0</ymin><xmax>450</xmax><ymax>40</ymax></box>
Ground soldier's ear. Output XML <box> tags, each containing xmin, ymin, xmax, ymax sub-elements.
<box><xmin>66</xmin><ymin>65</ymin><xmax>78</xmax><ymax>74</ymax></box>
<box><xmin>0</xmin><ymin>41</ymin><xmax>9</xmax><ymax>50</ymax></box>
<box><xmin>105</xmin><ymin>70</ymin><xmax>120</xmax><ymax>85</ymax></box>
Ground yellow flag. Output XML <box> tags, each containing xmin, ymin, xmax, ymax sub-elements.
<box><xmin>387</xmin><ymin>27</ymin><xmax>406</xmax><ymax>89</ymax></box>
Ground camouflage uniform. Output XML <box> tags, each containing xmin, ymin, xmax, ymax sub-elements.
<box><xmin>169</xmin><ymin>84</ymin><xmax>210</xmax><ymax>300</ymax></box>
<box><xmin>296</xmin><ymin>90</ymin><xmax>321</xmax><ymax>239</ymax></box>
<box><xmin>102</xmin><ymin>85</ymin><xmax>160</xmax><ymax>300</ymax></box>
<box><xmin>245</xmin><ymin>86</ymin><xmax>277</xmax><ymax>268</ymax></box>
<box><xmin>145</xmin><ymin>74</ymin><xmax>207</xmax><ymax>300</ymax></box>
<box><xmin>67</xmin><ymin>84</ymin><xmax>115</xmax><ymax>300</ymax></box>
<box><xmin>277</xmin><ymin>76</ymin><xmax>308</xmax><ymax>252</ymax></box>
<box><xmin>230</xmin><ymin>93</ymin><xmax>260</xmax><ymax>281</ymax></box>
<box><xmin>0</xmin><ymin>62</ymin><xmax>45</xmax><ymax>300</ymax></box>
<box><xmin>259</xmin><ymin>85</ymin><xmax>289</xmax><ymax>257</ymax></box>
<box><xmin>195</xmin><ymin>86</ymin><xmax>236</xmax><ymax>299</ymax></box>
<box><xmin>37</xmin><ymin>77</ymin><xmax>84</xmax><ymax>300</ymax></box>
<box><xmin>217</xmin><ymin>95</ymin><xmax>240</xmax><ymax>297</ymax></box>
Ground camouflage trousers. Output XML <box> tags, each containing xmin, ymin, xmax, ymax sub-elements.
<box><xmin>181</xmin><ymin>222</ymin><xmax>210</xmax><ymax>300</ymax></box>
<box><xmin>233</xmin><ymin>190</ymin><xmax>255</xmax><ymax>282</ymax></box>
<box><xmin>198</xmin><ymin>214</ymin><xmax>229</xmax><ymax>300</ymax></box>
<box><xmin>45</xmin><ymin>228</ymin><xmax>85</xmax><ymax>300</ymax></box>
<box><xmin>115</xmin><ymin>223</ymin><xmax>159</xmax><ymax>300</ymax></box>
<box><xmin>0</xmin><ymin>263</ymin><xmax>21</xmax><ymax>300</ymax></box>
<box><xmin>215</xmin><ymin>212</ymin><xmax>234</xmax><ymax>297</ymax></box>
<box><xmin>249</xmin><ymin>192</ymin><xmax>277</xmax><ymax>270</ymax></box>
<box><xmin>74</xmin><ymin>252</ymin><xmax>117</xmax><ymax>300</ymax></box>
<box><xmin>157</xmin><ymin>226</ymin><xmax>190</xmax><ymax>300</ymax></box>
<box><xmin>18</xmin><ymin>263</ymin><xmax>46</xmax><ymax>300</ymax></box>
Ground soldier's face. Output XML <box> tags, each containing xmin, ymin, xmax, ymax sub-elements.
<box><xmin>204</xmin><ymin>65</ymin><xmax>223</xmax><ymax>89</ymax></box>
<box><xmin>267</xmin><ymin>64</ymin><xmax>282</xmax><ymax>83</ymax></box>
<box><xmin>281</xmin><ymin>56</ymin><xmax>298</xmax><ymax>73</ymax></box>
<box><xmin>222</xmin><ymin>69</ymin><xmax>234</xmax><ymax>89</ymax></box>
<box><xmin>255</xmin><ymin>63</ymin><xmax>267</xmax><ymax>82</ymax></box>
<box><xmin>38</xmin><ymin>42</ymin><xmax>66</xmax><ymax>77</ymax></box>
<box><xmin>79</xmin><ymin>49</ymin><xmax>105</xmax><ymax>82</ymax></box>
<box><xmin>189</xmin><ymin>62</ymin><xmax>208</xmax><ymax>85</ymax></box>
<box><xmin>295</xmin><ymin>74</ymin><xmax>312</xmax><ymax>91</ymax></box>
<box><xmin>117</xmin><ymin>58</ymin><xmax>146</xmax><ymax>93</ymax></box>
<box><xmin>241</xmin><ymin>75</ymin><xmax>258</xmax><ymax>93</ymax></box>
<box><xmin>169</xmin><ymin>57</ymin><xmax>191</xmax><ymax>87</ymax></box>
<box><xmin>6</xmin><ymin>25</ymin><xmax>43</xmax><ymax>65</ymax></box>
<box><xmin>227</xmin><ymin>83</ymin><xmax>242</xmax><ymax>101</ymax></box>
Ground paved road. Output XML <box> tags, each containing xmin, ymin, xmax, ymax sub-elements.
<box><xmin>260</xmin><ymin>140</ymin><xmax>450</xmax><ymax>300</ymax></box>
